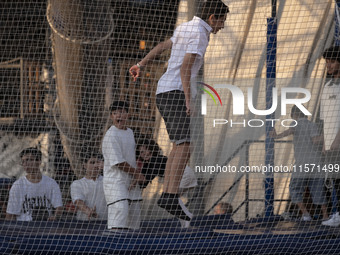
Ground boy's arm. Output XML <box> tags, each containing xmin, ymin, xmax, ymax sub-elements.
<box><xmin>129</xmin><ymin>39</ymin><xmax>173</xmax><ymax>81</ymax></box>
<box><xmin>5</xmin><ymin>183</ymin><xmax>21</xmax><ymax>220</ymax></box>
<box><xmin>73</xmin><ymin>200</ymin><xmax>98</xmax><ymax>219</ymax></box>
<box><xmin>5</xmin><ymin>213</ymin><xmax>17</xmax><ymax>221</ymax></box>
<box><xmin>181</xmin><ymin>53</ymin><xmax>197</xmax><ymax>116</ymax></box>
<box><xmin>116</xmin><ymin>162</ymin><xmax>140</xmax><ymax>175</ymax></box>
<box><xmin>270</xmin><ymin>127</ymin><xmax>294</xmax><ymax>139</ymax></box>
<box><xmin>47</xmin><ymin>182</ymin><xmax>63</xmax><ymax>221</ymax></box>
<box><xmin>70</xmin><ymin>181</ymin><xmax>97</xmax><ymax>219</ymax></box>
<box><xmin>116</xmin><ymin>162</ymin><xmax>145</xmax><ymax>183</ymax></box>
<box><xmin>48</xmin><ymin>206</ymin><xmax>63</xmax><ymax>221</ymax></box>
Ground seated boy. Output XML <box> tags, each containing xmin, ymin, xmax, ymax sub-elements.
<box><xmin>70</xmin><ymin>153</ymin><xmax>107</xmax><ymax>221</ymax></box>
<box><xmin>6</xmin><ymin>147</ymin><xmax>63</xmax><ymax>221</ymax></box>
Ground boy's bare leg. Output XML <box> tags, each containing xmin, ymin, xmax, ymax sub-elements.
<box><xmin>158</xmin><ymin>142</ymin><xmax>192</xmax><ymax>221</ymax></box>
<box><xmin>321</xmin><ymin>204</ymin><xmax>329</xmax><ymax>220</ymax></box>
<box><xmin>297</xmin><ymin>202</ymin><xmax>309</xmax><ymax>216</ymax></box>
<box><xmin>163</xmin><ymin>142</ymin><xmax>190</xmax><ymax>194</ymax></box>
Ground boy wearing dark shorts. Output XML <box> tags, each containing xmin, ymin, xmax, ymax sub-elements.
<box><xmin>130</xmin><ymin>0</ymin><xmax>229</xmax><ymax>221</ymax></box>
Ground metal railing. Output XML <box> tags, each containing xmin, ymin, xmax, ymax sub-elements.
<box><xmin>202</xmin><ymin>139</ymin><xmax>292</xmax><ymax>219</ymax></box>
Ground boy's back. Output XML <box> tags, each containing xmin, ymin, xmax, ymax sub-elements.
<box><xmin>102</xmin><ymin>125</ymin><xmax>136</xmax><ymax>179</ymax></box>
<box><xmin>102</xmin><ymin>125</ymin><xmax>140</xmax><ymax>200</ymax></box>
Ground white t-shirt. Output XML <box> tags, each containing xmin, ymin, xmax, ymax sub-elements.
<box><xmin>179</xmin><ymin>165</ymin><xmax>198</xmax><ymax>190</ymax></box>
<box><xmin>156</xmin><ymin>16</ymin><xmax>212</xmax><ymax>98</ymax></box>
<box><xmin>6</xmin><ymin>175</ymin><xmax>63</xmax><ymax>221</ymax></box>
<box><xmin>70</xmin><ymin>175</ymin><xmax>108</xmax><ymax>221</ymax></box>
<box><xmin>102</xmin><ymin>125</ymin><xmax>142</xmax><ymax>204</ymax></box>
<box><xmin>320</xmin><ymin>79</ymin><xmax>340</xmax><ymax>150</ymax></box>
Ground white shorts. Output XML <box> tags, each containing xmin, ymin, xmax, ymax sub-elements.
<box><xmin>107</xmin><ymin>200</ymin><xmax>141</xmax><ymax>230</ymax></box>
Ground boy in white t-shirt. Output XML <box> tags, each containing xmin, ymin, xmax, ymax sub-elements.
<box><xmin>102</xmin><ymin>101</ymin><xmax>145</xmax><ymax>230</ymax></box>
<box><xmin>270</xmin><ymin>106</ymin><xmax>328</xmax><ymax>222</ymax></box>
<box><xmin>320</xmin><ymin>45</ymin><xmax>340</xmax><ymax>227</ymax></box>
<box><xmin>70</xmin><ymin>153</ymin><xmax>107</xmax><ymax>221</ymax></box>
<box><xmin>6</xmin><ymin>147</ymin><xmax>63</xmax><ymax>221</ymax></box>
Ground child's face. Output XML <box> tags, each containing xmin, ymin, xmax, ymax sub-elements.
<box><xmin>209</xmin><ymin>14</ymin><xmax>227</xmax><ymax>34</ymax></box>
<box><xmin>110</xmin><ymin>109</ymin><xmax>129</xmax><ymax>129</ymax></box>
<box><xmin>139</xmin><ymin>146</ymin><xmax>152</xmax><ymax>161</ymax></box>
<box><xmin>214</xmin><ymin>204</ymin><xmax>225</xmax><ymax>215</ymax></box>
<box><xmin>84</xmin><ymin>157</ymin><xmax>102</xmax><ymax>177</ymax></box>
<box><xmin>326</xmin><ymin>59</ymin><xmax>340</xmax><ymax>77</ymax></box>
<box><xmin>21</xmin><ymin>153</ymin><xmax>41</xmax><ymax>175</ymax></box>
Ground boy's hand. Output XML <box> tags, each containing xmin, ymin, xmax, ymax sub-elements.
<box><xmin>129</xmin><ymin>172</ymin><xmax>146</xmax><ymax>191</ymax></box>
<box><xmin>87</xmin><ymin>206</ymin><xmax>98</xmax><ymax>220</ymax></box>
<box><xmin>47</xmin><ymin>206</ymin><xmax>63</xmax><ymax>221</ymax></box>
<box><xmin>129</xmin><ymin>65</ymin><xmax>142</xmax><ymax>82</ymax></box>
<box><xmin>186</xmin><ymin>100</ymin><xmax>198</xmax><ymax>116</ymax></box>
<box><xmin>47</xmin><ymin>215</ymin><xmax>57</xmax><ymax>221</ymax></box>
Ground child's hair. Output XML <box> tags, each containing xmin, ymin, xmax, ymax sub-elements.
<box><xmin>109</xmin><ymin>101</ymin><xmax>129</xmax><ymax>113</ymax></box>
<box><xmin>290</xmin><ymin>105</ymin><xmax>306</xmax><ymax>119</ymax></box>
<box><xmin>136</xmin><ymin>138</ymin><xmax>161</xmax><ymax>158</ymax></box>
<box><xmin>323</xmin><ymin>46</ymin><xmax>340</xmax><ymax>63</ymax></box>
<box><xmin>20</xmin><ymin>147</ymin><xmax>42</xmax><ymax>161</ymax></box>
<box><xmin>80</xmin><ymin>146</ymin><xmax>103</xmax><ymax>163</ymax></box>
<box><xmin>83</xmin><ymin>152</ymin><xmax>103</xmax><ymax>163</ymax></box>
<box><xmin>197</xmin><ymin>0</ymin><xmax>229</xmax><ymax>21</ymax></box>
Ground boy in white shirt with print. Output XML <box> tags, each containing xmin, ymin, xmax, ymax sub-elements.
<box><xmin>6</xmin><ymin>147</ymin><xmax>63</xmax><ymax>221</ymax></box>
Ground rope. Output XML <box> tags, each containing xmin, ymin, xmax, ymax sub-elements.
<box><xmin>52</xmin><ymin>100</ymin><xmax>105</xmax><ymax>144</ymax></box>
<box><xmin>46</xmin><ymin>2</ymin><xmax>114</xmax><ymax>45</ymax></box>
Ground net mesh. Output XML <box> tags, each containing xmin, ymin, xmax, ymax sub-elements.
<box><xmin>0</xmin><ymin>0</ymin><xmax>340</xmax><ymax>254</ymax></box>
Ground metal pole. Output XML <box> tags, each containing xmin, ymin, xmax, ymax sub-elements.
<box><xmin>245</xmin><ymin>143</ymin><xmax>250</xmax><ymax>220</ymax></box>
<box><xmin>265</xmin><ymin>2</ymin><xmax>277</xmax><ymax>217</ymax></box>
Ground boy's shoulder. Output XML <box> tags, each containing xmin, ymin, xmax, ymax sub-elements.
<box><xmin>176</xmin><ymin>17</ymin><xmax>203</xmax><ymax>34</ymax></box>
<box><xmin>11</xmin><ymin>176</ymin><xmax>26</xmax><ymax>187</ymax></box>
<box><xmin>41</xmin><ymin>175</ymin><xmax>59</xmax><ymax>186</ymax></box>
<box><xmin>106</xmin><ymin>125</ymin><xmax>133</xmax><ymax>133</ymax></box>
<box><xmin>71</xmin><ymin>177</ymin><xmax>88</xmax><ymax>186</ymax></box>
<box><xmin>103</xmin><ymin>126</ymin><xmax>135</xmax><ymax>143</ymax></box>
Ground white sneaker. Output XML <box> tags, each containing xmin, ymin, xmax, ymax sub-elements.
<box><xmin>178</xmin><ymin>198</ymin><xmax>193</xmax><ymax>219</ymax></box>
<box><xmin>178</xmin><ymin>199</ymin><xmax>192</xmax><ymax>228</ymax></box>
<box><xmin>179</xmin><ymin>219</ymin><xmax>190</xmax><ymax>228</ymax></box>
<box><xmin>322</xmin><ymin>212</ymin><xmax>340</xmax><ymax>227</ymax></box>
<box><xmin>301</xmin><ymin>214</ymin><xmax>312</xmax><ymax>222</ymax></box>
